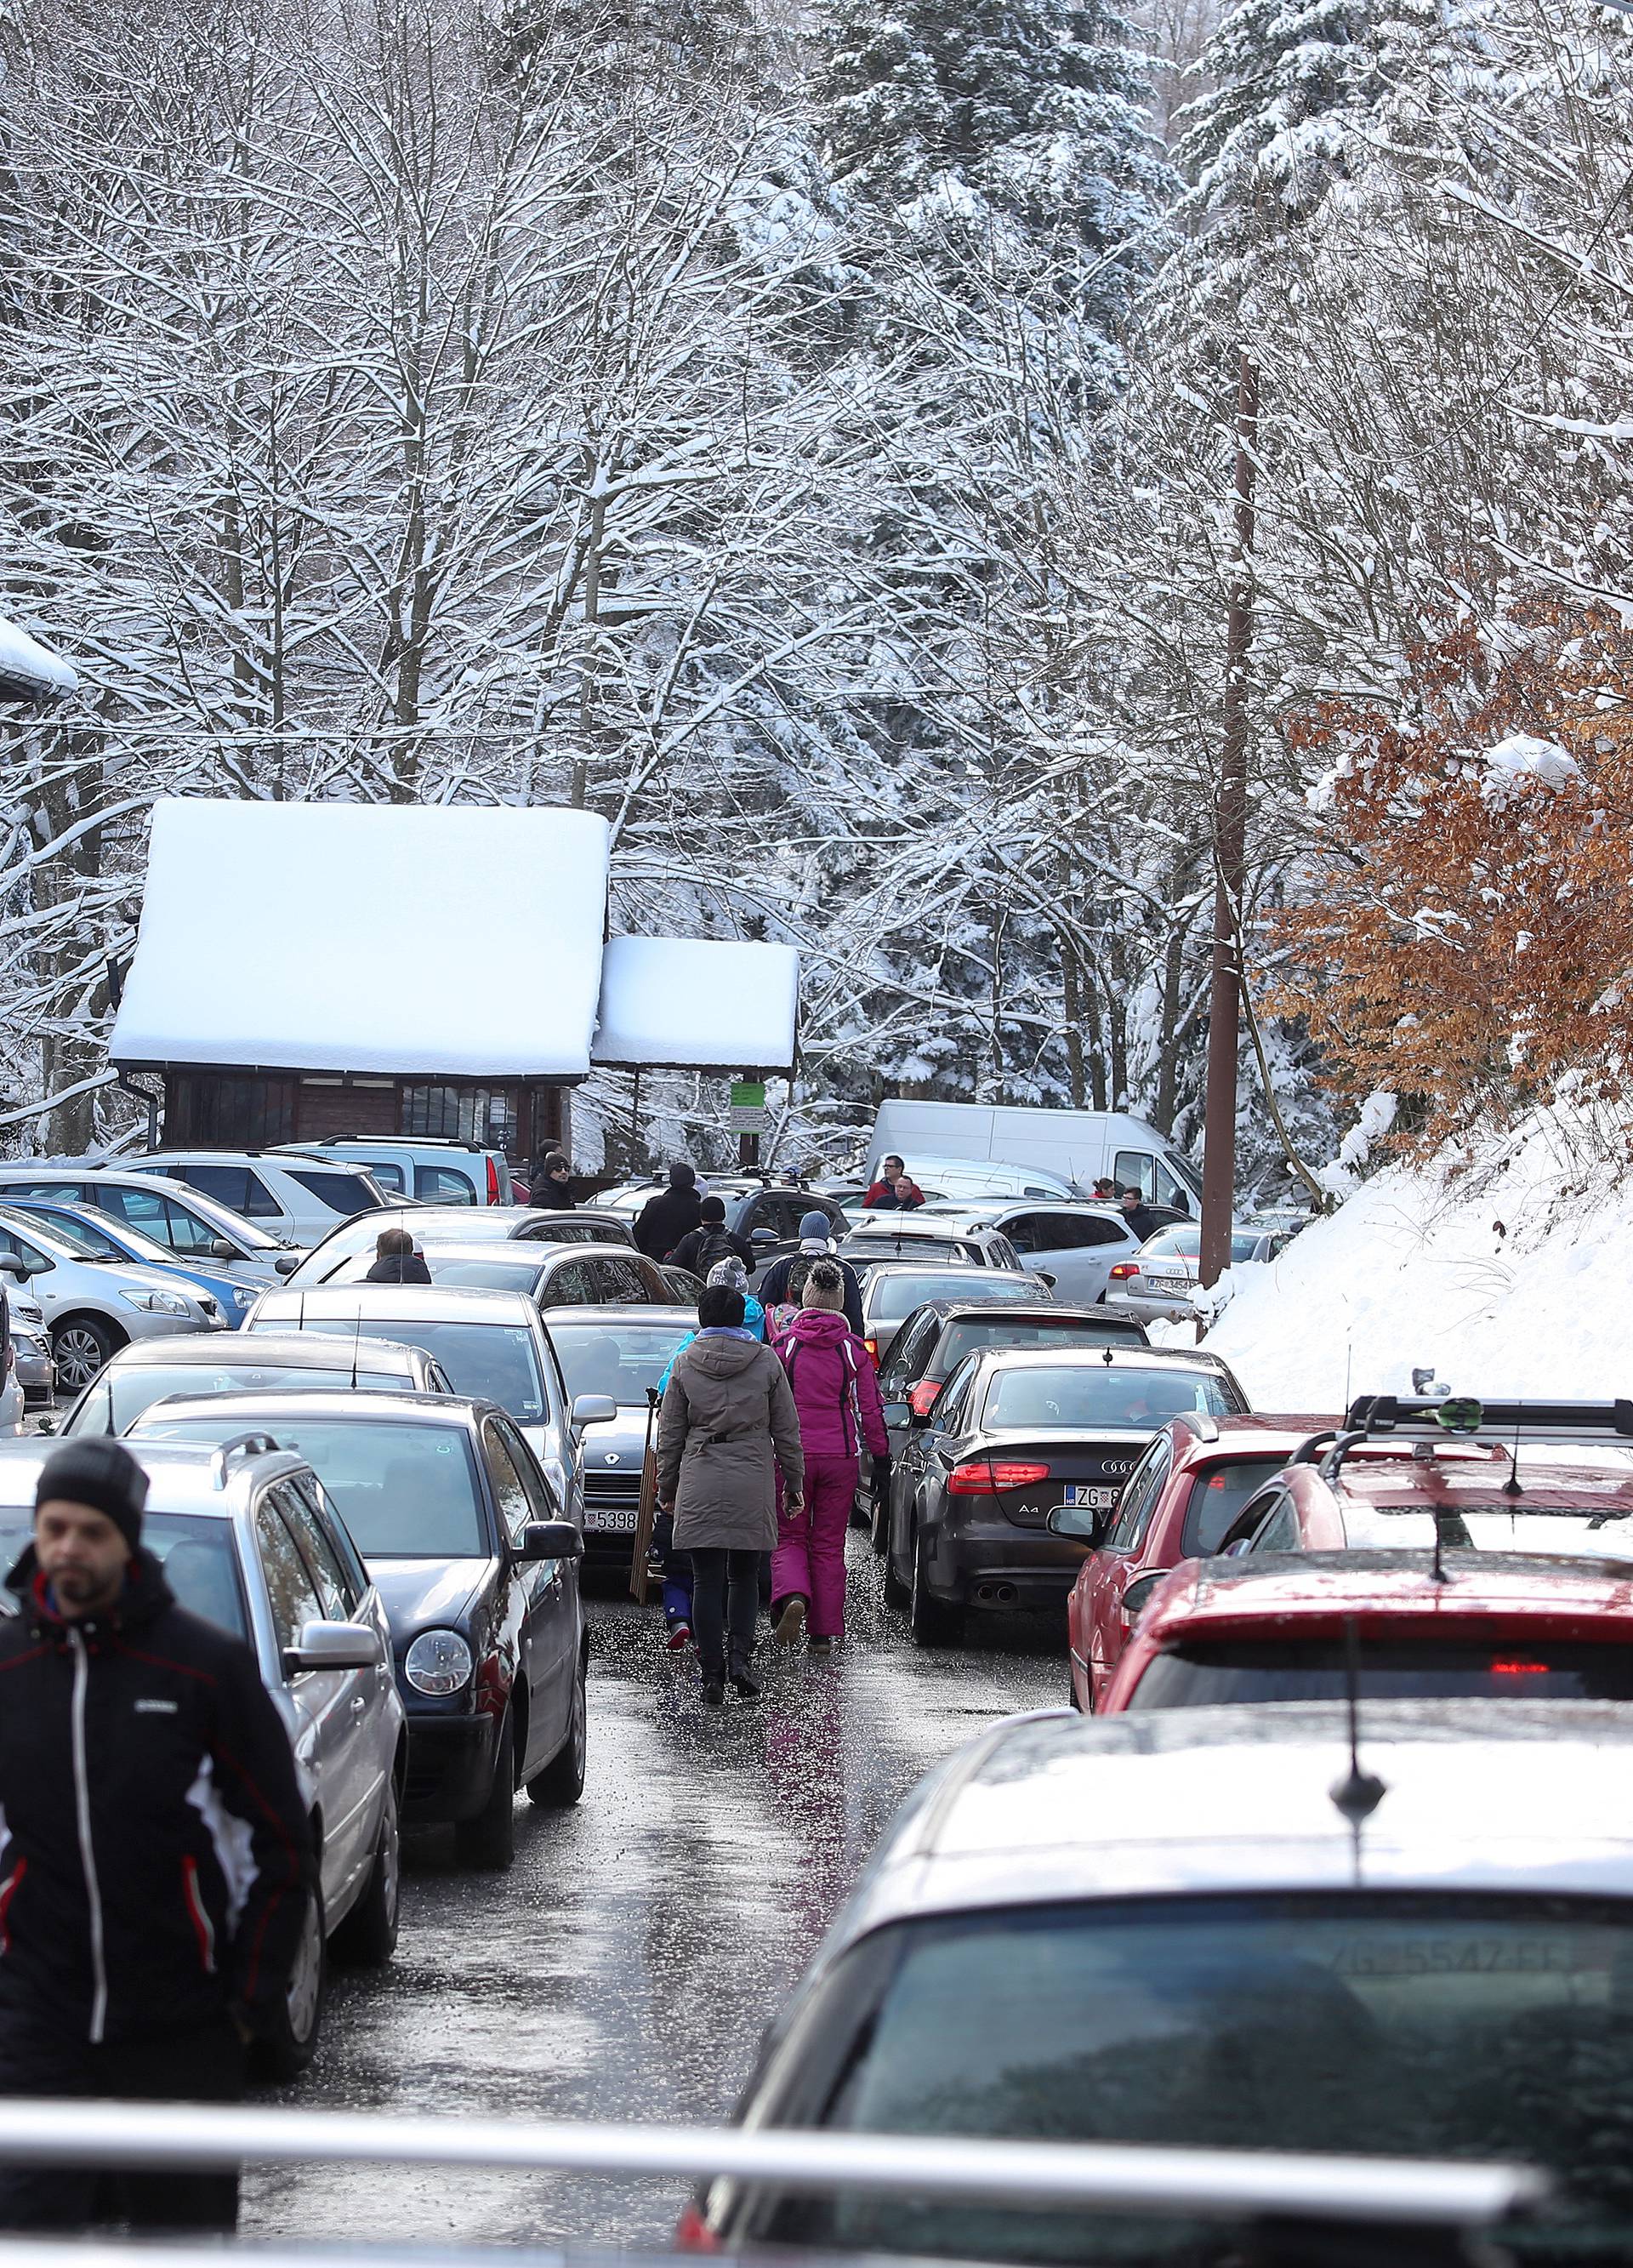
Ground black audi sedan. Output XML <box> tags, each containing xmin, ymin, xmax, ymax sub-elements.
<box><xmin>128</xmin><ymin>1386</ymin><xmax>587</xmax><ymax>1868</ymax></box>
<box><xmin>883</xmin><ymin>1347</ymin><xmax>1248</xmax><ymax>1646</ymax></box>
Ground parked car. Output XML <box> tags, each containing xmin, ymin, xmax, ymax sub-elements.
<box><xmin>274</xmin><ymin>1137</ymin><xmax>515</xmax><ymax>1207</ymax></box>
<box><xmin>1102</xmin><ymin>1548</ymin><xmax>1633</xmax><ymax>1712</ymax></box>
<box><xmin>840</xmin><ymin>1220</ymin><xmax>1027</xmax><ymax>1274</ymax></box>
<box><xmin>244</xmin><ymin>1285</ymin><xmax>590</xmax><ymax>1525</ymax></box>
<box><xmin>5</xmin><ymin>1195</ymin><xmax>265</xmax><ymax>1325</ymax></box>
<box><xmin>126</xmin><ymin>1148</ymin><xmax>391</xmax><ymax>1244</ymax></box>
<box><xmin>872</xmin><ymin>1300</ymin><xmax>1151</xmax><ymax>1546</ymax></box>
<box><xmin>866</xmin><ymin>1154</ymin><xmax>1083</xmax><ymax>1204</ymax></box>
<box><xmin>538</xmin><ymin>1308</ymin><xmax>698</xmax><ymax>1564</ymax></box>
<box><xmin>315</xmin><ymin>1238</ymin><xmax>680</xmax><ymax>1308</ymax></box>
<box><xmin>1061</xmin><ymin>1413</ymin><xmax>1340</xmax><ymax>1712</ymax></box>
<box><xmin>5</xmin><ymin>1287</ymin><xmax>54</xmax><ymax>1408</ymax></box>
<box><xmin>917</xmin><ymin>1200</ymin><xmax>1143</xmax><ymax>1303</ymax></box>
<box><xmin>883</xmin><ymin>1346</ymin><xmax>1248</xmax><ymax>1645</ymax></box>
<box><xmin>126</xmin><ymin>1390</ymin><xmax>587</xmax><ymax>1869</ymax></box>
<box><xmin>0</xmin><ymin>1166</ymin><xmax>295</xmax><ymax>1285</ymax></box>
<box><xmin>52</xmin><ymin>1330</ymin><xmax>453</xmax><ymax>1438</ymax></box>
<box><xmin>279</xmin><ymin>1205</ymin><xmax>636</xmax><ymax>1286</ymax></box>
<box><xmin>0</xmin><ymin>1433</ymin><xmax>405</xmax><ymax>2076</ymax></box>
<box><xmin>857</xmin><ymin>1262</ymin><xmax>1051</xmax><ymax>1369</ymax></box>
<box><xmin>0</xmin><ymin>1207</ymin><xmax>227</xmax><ymax>1393</ymax></box>
<box><xmin>1106</xmin><ymin>1222</ymin><xmax>1293</xmax><ymax>1325</ymax></box>
<box><xmin>0</xmin><ymin>1356</ymin><xmax>19</xmax><ymax>1438</ymax></box>
<box><xmin>868</xmin><ymin>1098</ymin><xmax>1203</xmax><ymax>1213</ymax></box>
<box><xmin>684</xmin><ymin>1702</ymin><xmax>1633</xmax><ymax>2262</ymax></box>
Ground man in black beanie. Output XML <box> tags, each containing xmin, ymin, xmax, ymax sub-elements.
<box><xmin>0</xmin><ymin>1439</ymin><xmax>316</xmax><ymax>2233</ymax></box>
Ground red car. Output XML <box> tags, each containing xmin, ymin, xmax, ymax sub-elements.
<box><xmin>1101</xmin><ymin>1549</ymin><xmax>1633</xmax><ymax>1711</ymax></box>
<box><xmin>1064</xmin><ymin>1411</ymin><xmax>1338</xmax><ymax>1712</ymax></box>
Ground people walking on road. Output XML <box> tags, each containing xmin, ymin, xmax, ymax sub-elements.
<box><xmin>657</xmin><ymin>1285</ymin><xmax>803</xmax><ymax>1707</ymax></box>
<box><xmin>365</xmin><ymin>1227</ymin><xmax>431</xmax><ymax>1284</ymax></box>
<box><xmin>0</xmin><ymin>1439</ymin><xmax>316</xmax><ymax>2235</ymax></box>
<box><xmin>530</xmin><ymin>1153</ymin><xmax>575</xmax><ymax>1207</ymax></box>
<box><xmin>758</xmin><ymin>1213</ymin><xmax>865</xmax><ymax>1336</ymax></box>
<box><xmin>651</xmin><ymin>1260</ymin><xmax>766</xmax><ymax>1655</ymax></box>
<box><xmin>769</xmin><ymin>1261</ymin><xmax>889</xmax><ymax>1656</ymax></box>
<box><xmin>1119</xmin><ymin>1187</ymin><xmax>1160</xmax><ymax>1245</ymax></box>
<box><xmin>669</xmin><ymin>1197</ymin><xmax>755</xmax><ymax>1279</ymax></box>
<box><xmin>863</xmin><ymin>1154</ymin><xmax>925</xmax><ymax>1209</ymax></box>
<box><xmin>634</xmin><ymin>1163</ymin><xmax>704</xmax><ymax>1261</ymax></box>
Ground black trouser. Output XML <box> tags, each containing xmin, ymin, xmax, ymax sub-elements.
<box><xmin>0</xmin><ymin>2009</ymin><xmax>246</xmax><ymax>2232</ymax></box>
<box><xmin>689</xmin><ymin>1547</ymin><xmax>760</xmax><ymax>1678</ymax></box>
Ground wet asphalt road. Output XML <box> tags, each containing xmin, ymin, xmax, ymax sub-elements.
<box><xmin>243</xmin><ymin>1534</ymin><xmax>1062</xmax><ymax>2248</ymax></box>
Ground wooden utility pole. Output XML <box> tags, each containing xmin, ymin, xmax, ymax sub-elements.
<box><xmin>1199</xmin><ymin>351</ymin><xmax>1259</xmax><ymax>1290</ymax></box>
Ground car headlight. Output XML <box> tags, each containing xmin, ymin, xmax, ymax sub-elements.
<box><xmin>230</xmin><ymin>1285</ymin><xmax>253</xmax><ymax>1309</ymax></box>
<box><xmin>404</xmin><ymin>1628</ymin><xmax>473</xmax><ymax>1696</ymax></box>
<box><xmin>120</xmin><ymin>1289</ymin><xmax>191</xmax><ymax>1316</ymax></box>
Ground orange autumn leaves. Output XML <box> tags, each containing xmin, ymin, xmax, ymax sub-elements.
<box><xmin>1268</xmin><ymin>608</ymin><xmax>1633</xmax><ymax>1157</ymax></box>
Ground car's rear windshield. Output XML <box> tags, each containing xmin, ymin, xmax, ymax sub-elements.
<box><xmin>548</xmin><ymin>1320</ymin><xmax>696</xmax><ymax>1404</ymax></box>
<box><xmin>765</xmin><ymin>1894</ymin><xmax>1633</xmax><ymax>2259</ymax></box>
<box><xmin>0</xmin><ymin>1507</ymin><xmax>247</xmax><ymax>1639</ymax></box>
<box><xmin>868</xmin><ymin>1274</ymin><xmax>1038</xmax><ymax>1324</ymax></box>
<box><xmin>1181</xmin><ymin>1456</ymin><xmax>1294</xmax><ymax>1555</ymax></box>
<box><xmin>1141</xmin><ymin>1228</ymin><xmax>1261</xmax><ymax>1263</ymax></box>
<box><xmin>932</xmin><ymin>1316</ymin><xmax>1141</xmax><ymax>1376</ymax></box>
<box><xmin>981</xmin><ymin>1365</ymin><xmax>1232</xmax><ymax>1430</ymax></box>
<box><xmin>851</xmin><ymin>1236</ymin><xmax>982</xmax><ymax>1266</ymax></box>
<box><xmin>71</xmin><ymin>1361</ymin><xmax>417</xmax><ymax>1437</ymax></box>
<box><xmin>255</xmin><ymin>1317</ymin><xmax>545</xmax><ymax>1422</ymax></box>
<box><xmin>287</xmin><ymin>1169</ymin><xmax>379</xmax><ymax>1217</ymax></box>
<box><xmin>1131</xmin><ymin>1638</ymin><xmax>1633</xmax><ymax>1709</ymax></box>
<box><xmin>140</xmin><ymin>1416</ymin><xmax>484</xmax><ymax>1559</ymax></box>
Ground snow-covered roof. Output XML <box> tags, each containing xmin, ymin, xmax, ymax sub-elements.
<box><xmin>0</xmin><ymin>613</ymin><xmax>78</xmax><ymax>702</ymax></box>
<box><xmin>593</xmin><ymin>936</ymin><xmax>799</xmax><ymax>1073</ymax></box>
<box><xmin>111</xmin><ymin>799</ymin><xmax>611</xmax><ymax>1078</ymax></box>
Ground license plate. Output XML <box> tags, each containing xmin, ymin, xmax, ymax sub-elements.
<box><xmin>1148</xmin><ymin>1277</ymin><xmax>1191</xmax><ymax>1295</ymax></box>
<box><xmin>1062</xmin><ymin>1486</ymin><xmax>1119</xmax><ymax>1511</ymax></box>
<box><xmin>585</xmin><ymin>1507</ymin><xmax>639</xmax><ymax>1533</ymax></box>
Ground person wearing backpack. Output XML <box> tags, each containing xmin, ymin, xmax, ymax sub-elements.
<box><xmin>669</xmin><ymin>1197</ymin><xmax>755</xmax><ymax>1280</ymax></box>
<box><xmin>769</xmin><ymin>1259</ymin><xmax>889</xmax><ymax>1655</ymax></box>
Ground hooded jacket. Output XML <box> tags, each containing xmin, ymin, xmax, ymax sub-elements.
<box><xmin>364</xmin><ymin>1251</ymin><xmax>431</xmax><ymax>1285</ymax></box>
<box><xmin>755</xmin><ymin>1250</ymin><xmax>865</xmax><ymax>1337</ymax></box>
<box><xmin>0</xmin><ymin>1546</ymin><xmax>316</xmax><ymax>2046</ymax></box>
<box><xmin>657</xmin><ymin>1332</ymin><xmax>803</xmax><ymax>1552</ymax></box>
<box><xmin>634</xmin><ymin>1181</ymin><xmax>704</xmax><ymax>1261</ymax></box>
<box><xmin>776</xmin><ymin>1308</ymin><xmax>890</xmax><ymax>1463</ymax></box>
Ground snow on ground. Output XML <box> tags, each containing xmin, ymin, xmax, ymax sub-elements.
<box><xmin>1194</xmin><ymin>1106</ymin><xmax>1633</xmax><ymax>1413</ymax></box>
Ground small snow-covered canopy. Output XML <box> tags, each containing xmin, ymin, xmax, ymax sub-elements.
<box><xmin>594</xmin><ymin>936</ymin><xmax>798</xmax><ymax>1074</ymax></box>
<box><xmin>0</xmin><ymin>613</ymin><xmax>77</xmax><ymax>703</ymax></box>
<box><xmin>111</xmin><ymin>799</ymin><xmax>611</xmax><ymax>1078</ymax></box>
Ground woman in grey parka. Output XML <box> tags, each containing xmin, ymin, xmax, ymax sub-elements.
<box><xmin>657</xmin><ymin>1284</ymin><xmax>804</xmax><ymax>1705</ymax></box>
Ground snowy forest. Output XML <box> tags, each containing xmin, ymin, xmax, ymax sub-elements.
<box><xmin>1</xmin><ymin>0</ymin><xmax>1630</xmax><ymax>1179</ymax></box>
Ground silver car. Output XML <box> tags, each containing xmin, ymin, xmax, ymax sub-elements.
<box><xmin>278</xmin><ymin>1205</ymin><xmax>638</xmax><ymax>1286</ymax></box>
<box><xmin>918</xmin><ymin>1199</ymin><xmax>1144</xmax><ymax>1303</ymax></box>
<box><xmin>5</xmin><ymin>1287</ymin><xmax>54</xmax><ymax>1407</ymax></box>
<box><xmin>0</xmin><ymin>1206</ymin><xmax>226</xmax><ymax>1393</ymax></box>
<box><xmin>841</xmin><ymin>1217</ymin><xmax>1027</xmax><ymax>1272</ymax></box>
<box><xmin>244</xmin><ymin>1285</ymin><xmax>589</xmax><ymax>1524</ymax></box>
<box><xmin>0</xmin><ymin>1433</ymin><xmax>404</xmax><ymax>2080</ymax></box>
<box><xmin>858</xmin><ymin>1261</ymin><xmax>1055</xmax><ymax>1366</ymax></box>
<box><xmin>53</xmin><ymin>1330</ymin><xmax>452</xmax><ymax>1438</ymax></box>
<box><xmin>125</xmin><ymin>1148</ymin><xmax>391</xmax><ymax>1245</ymax></box>
<box><xmin>538</xmin><ymin>1306</ymin><xmax>699</xmax><ymax>1562</ymax></box>
<box><xmin>693</xmin><ymin>1700</ymin><xmax>1633</xmax><ymax>2259</ymax></box>
<box><xmin>316</xmin><ymin>1238</ymin><xmax>680</xmax><ymax>1308</ymax></box>
<box><xmin>0</xmin><ymin>1167</ymin><xmax>296</xmax><ymax>1287</ymax></box>
<box><xmin>1107</xmin><ymin>1222</ymin><xmax>1293</xmax><ymax>1325</ymax></box>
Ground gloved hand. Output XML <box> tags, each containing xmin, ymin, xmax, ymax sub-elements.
<box><xmin>871</xmin><ymin>1455</ymin><xmax>892</xmax><ymax>1505</ymax></box>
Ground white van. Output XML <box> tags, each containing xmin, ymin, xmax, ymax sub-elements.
<box><xmin>868</xmin><ymin>1102</ymin><xmax>1201</xmax><ymax>1214</ymax></box>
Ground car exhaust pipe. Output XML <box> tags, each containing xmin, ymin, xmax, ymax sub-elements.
<box><xmin>974</xmin><ymin>1581</ymin><xmax>1018</xmax><ymax>1605</ymax></box>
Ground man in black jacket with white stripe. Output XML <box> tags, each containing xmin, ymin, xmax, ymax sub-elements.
<box><xmin>0</xmin><ymin>1439</ymin><xmax>316</xmax><ymax>2232</ymax></box>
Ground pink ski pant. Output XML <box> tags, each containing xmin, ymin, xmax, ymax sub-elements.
<box><xmin>772</xmin><ymin>1453</ymin><xmax>858</xmax><ymax>1639</ymax></box>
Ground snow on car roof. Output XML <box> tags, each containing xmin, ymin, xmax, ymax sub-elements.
<box><xmin>110</xmin><ymin>799</ymin><xmax>611</xmax><ymax>1077</ymax></box>
<box><xmin>0</xmin><ymin>613</ymin><xmax>77</xmax><ymax>700</ymax></box>
<box><xmin>592</xmin><ymin>935</ymin><xmax>798</xmax><ymax>1074</ymax></box>
<box><xmin>1154</xmin><ymin>1549</ymin><xmax>1633</xmax><ymax>1632</ymax></box>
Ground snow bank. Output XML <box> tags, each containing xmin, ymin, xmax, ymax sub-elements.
<box><xmin>1200</xmin><ymin>1108</ymin><xmax>1633</xmax><ymax>1410</ymax></box>
<box><xmin>0</xmin><ymin>613</ymin><xmax>77</xmax><ymax>699</ymax></box>
<box><xmin>1480</xmin><ymin>731</ymin><xmax>1579</xmax><ymax>805</ymax></box>
<box><xmin>594</xmin><ymin>936</ymin><xmax>799</xmax><ymax>1071</ymax></box>
<box><xmin>111</xmin><ymin>798</ymin><xmax>610</xmax><ymax>1077</ymax></box>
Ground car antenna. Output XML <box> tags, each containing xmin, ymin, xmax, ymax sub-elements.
<box><xmin>1329</xmin><ymin>1613</ymin><xmax>1386</xmax><ymax>1872</ymax></box>
<box><xmin>1502</xmin><ymin>1403</ymin><xmax>1524</xmax><ymax>1499</ymax></box>
<box><xmin>350</xmin><ymin>1303</ymin><xmax>362</xmax><ymax>1390</ymax></box>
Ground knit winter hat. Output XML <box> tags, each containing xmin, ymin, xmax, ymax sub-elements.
<box><xmin>801</xmin><ymin>1259</ymin><xmax>846</xmax><ymax>1313</ymax></box>
<box><xmin>35</xmin><ymin>1438</ymin><xmax>149</xmax><ymax>1551</ymax></box>
<box><xmin>798</xmin><ymin>1211</ymin><xmax>833</xmax><ymax>1249</ymax></box>
<box><xmin>668</xmin><ymin>1162</ymin><xmax>697</xmax><ymax>1191</ymax></box>
<box><xmin>707</xmin><ymin>1257</ymin><xmax>749</xmax><ymax>1292</ymax></box>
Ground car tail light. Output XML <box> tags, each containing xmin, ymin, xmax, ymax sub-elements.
<box><xmin>947</xmin><ymin>1459</ymin><xmax>1051</xmax><ymax>1495</ymax></box>
<box><xmin>674</xmin><ymin>2204</ymin><xmax>721</xmax><ymax>2253</ymax></box>
<box><xmin>863</xmin><ymin>1336</ymin><xmax>879</xmax><ymax>1365</ymax></box>
<box><xmin>908</xmin><ymin>1379</ymin><xmax>942</xmax><ymax>1417</ymax></box>
<box><xmin>486</xmin><ymin>1156</ymin><xmax>501</xmax><ymax>1205</ymax></box>
<box><xmin>1108</xmin><ymin>1262</ymin><xmax>1139</xmax><ymax>1280</ymax></box>
<box><xmin>1490</xmin><ymin>1659</ymin><xmax>1550</xmax><ymax>1676</ymax></box>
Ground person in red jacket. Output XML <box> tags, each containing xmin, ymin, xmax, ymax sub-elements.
<box><xmin>768</xmin><ymin>1260</ymin><xmax>890</xmax><ymax>1654</ymax></box>
<box><xmin>862</xmin><ymin>1154</ymin><xmax>925</xmax><ymax>1209</ymax></box>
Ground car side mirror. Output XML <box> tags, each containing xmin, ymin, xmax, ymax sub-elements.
<box><xmin>1047</xmin><ymin>1502</ymin><xmax>1101</xmax><ymax>1541</ymax></box>
<box><xmin>284</xmin><ymin>1620</ymin><xmax>384</xmax><ymax>1674</ymax></box>
<box><xmin>273</xmin><ymin>1253</ymin><xmax>300</xmax><ymax>1276</ymax></box>
<box><xmin>881</xmin><ymin>1400</ymin><xmax>910</xmax><ymax>1427</ymax></box>
<box><xmin>1222</xmin><ymin>1536</ymin><xmax>1254</xmax><ymax>1559</ymax></box>
<box><xmin>0</xmin><ymin>1256</ymin><xmax>23</xmax><ymax>1280</ymax></box>
<box><xmin>1037</xmin><ymin>1271</ymin><xmax>1057</xmax><ymax>1290</ymax></box>
<box><xmin>749</xmin><ymin>1228</ymin><xmax>778</xmax><ymax>1247</ymax></box>
<box><xmin>35</xmin><ymin>1416</ymin><xmax>58</xmax><ymax>1437</ymax></box>
<box><xmin>1121</xmin><ymin>1570</ymin><xmax>1172</xmax><ymax>1621</ymax></box>
<box><xmin>516</xmin><ymin>1519</ymin><xmax>584</xmax><ymax>1563</ymax></box>
<box><xmin>571</xmin><ymin>1393</ymin><xmax>617</xmax><ymax>1433</ymax></box>
<box><xmin>208</xmin><ymin>1239</ymin><xmax>236</xmax><ymax>1261</ymax></box>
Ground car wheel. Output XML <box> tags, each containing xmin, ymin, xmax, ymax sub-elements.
<box><xmin>455</xmin><ymin>1710</ymin><xmax>516</xmax><ymax>1870</ymax></box>
<box><xmin>253</xmin><ymin>1881</ymin><xmax>327</xmax><ymax>2082</ymax></box>
<box><xmin>53</xmin><ymin>1316</ymin><xmax>117</xmax><ymax>1393</ymax></box>
<box><xmin>883</xmin><ymin>1502</ymin><xmax>912</xmax><ymax>1610</ymax></box>
<box><xmin>910</xmin><ymin>1522</ymin><xmax>960</xmax><ymax>1648</ymax></box>
<box><xmin>527</xmin><ymin>1650</ymin><xmax>587</xmax><ymax>1807</ymax></box>
<box><xmin>333</xmin><ymin>1776</ymin><xmax>400</xmax><ymax>1967</ymax></box>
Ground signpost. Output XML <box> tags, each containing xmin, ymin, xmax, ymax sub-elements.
<box><xmin>730</xmin><ymin>1080</ymin><xmax>769</xmax><ymax>1167</ymax></box>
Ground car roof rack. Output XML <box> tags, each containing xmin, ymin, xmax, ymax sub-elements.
<box><xmin>1318</xmin><ymin>1396</ymin><xmax>1633</xmax><ymax>1483</ymax></box>
<box><xmin>209</xmin><ymin>1433</ymin><xmax>285</xmax><ymax>1489</ymax></box>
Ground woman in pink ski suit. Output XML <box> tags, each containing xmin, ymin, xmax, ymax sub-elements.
<box><xmin>769</xmin><ymin>1259</ymin><xmax>890</xmax><ymax>1653</ymax></box>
